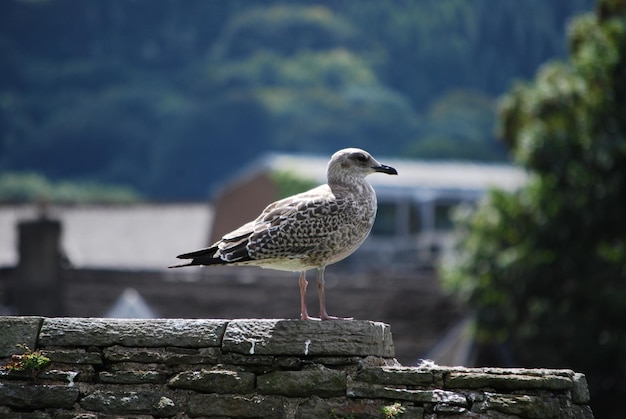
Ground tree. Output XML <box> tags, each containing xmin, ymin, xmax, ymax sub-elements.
<box><xmin>0</xmin><ymin>172</ymin><xmax>141</xmax><ymax>204</ymax></box>
<box><xmin>207</xmin><ymin>5</ymin><xmax>420</xmax><ymax>157</ymax></box>
<box><xmin>406</xmin><ymin>90</ymin><xmax>507</xmax><ymax>161</ymax></box>
<box><xmin>0</xmin><ymin>0</ymin><xmax>594</xmax><ymax>200</ymax></box>
<box><xmin>442</xmin><ymin>1</ymin><xmax>626</xmax><ymax>417</ymax></box>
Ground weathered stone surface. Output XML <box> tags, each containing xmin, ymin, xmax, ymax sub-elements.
<box><xmin>107</xmin><ymin>361</ymin><xmax>169</xmax><ymax>374</ymax></box>
<box><xmin>99</xmin><ymin>370</ymin><xmax>168</xmax><ymax>384</ymax></box>
<box><xmin>220</xmin><ymin>353</ymin><xmax>276</xmax><ymax>366</ymax></box>
<box><xmin>348</xmin><ymin>382</ymin><xmax>467</xmax><ymax>406</ymax></box>
<box><xmin>310</xmin><ymin>355</ymin><xmax>368</xmax><ymax>367</ymax></box>
<box><xmin>103</xmin><ymin>345</ymin><xmax>220</xmax><ymax>364</ymax></box>
<box><xmin>0</xmin><ymin>316</ymin><xmax>43</xmax><ymax>357</ymax></box>
<box><xmin>257</xmin><ymin>366</ymin><xmax>347</xmax><ymax>397</ymax></box>
<box><xmin>40</xmin><ymin>366</ymin><xmax>94</xmax><ymax>384</ymax></box>
<box><xmin>572</xmin><ymin>372</ymin><xmax>591</xmax><ymax>404</ymax></box>
<box><xmin>473</xmin><ymin>392</ymin><xmax>561</xmax><ymax>418</ymax></box>
<box><xmin>275</xmin><ymin>357</ymin><xmax>301</xmax><ymax>369</ymax></box>
<box><xmin>355</xmin><ymin>366</ymin><xmax>433</xmax><ymax>386</ymax></box>
<box><xmin>0</xmin><ymin>409</ymin><xmax>51</xmax><ymax>419</ymax></box>
<box><xmin>80</xmin><ymin>390</ymin><xmax>178</xmax><ymax>416</ymax></box>
<box><xmin>0</xmin><ymin>383</ymin><xmax>79</xmax><ymax>409</ymax></box>
<box><xmin>39</xmin><ymin>318</ymin><xmax>227</xmax><ymax>347</ymax></box>
<box><xmin>475</xmin><ymin>367</ymin><xmax>574</xmax><ymax>376</ymax></box>
<box><xmin>434</xmin><ymin>404</ymin><xmax>468</xmax><ymax>414</ymax></box>
<box><xmin>571</xmin><ymin>404</ymin><xmax>595</xmax><ymax>419</ymax></box>
<box><xmin>222</xmin><ymin>319</ymin><xmax>394</xmax><ymax>357</ymax></box>
<box><xmin>187</xmin><ymin>394</ymin><xmax>285</xmax><ymax>418</ymax></box>
<box><xmin>358</xmin><ymin>355</ymin><xmax>401</xmax><ymax>369</ymax></box>
<box><xmin>295</xmin><ymin>396</ymin><xmax>394</xmax><ymax>419</ymax></box>
<box><xmin>445</xmin><ymin>370</ymin><xmax>572</xmax><ymax>391</ymax></box>
<box><xmin>42</xmin><ymin>348</ymin><xmax>102</xmax><ymax>365</ymax></box>
<box><xmin>168</xmin><ymin>368</ymin><xmax>255</xmax><ymax>393</ymax></box>
<box><xmin>401</xmin><ymin>406</ymin><xmax>426</xmax><ymax>418</ymax></box>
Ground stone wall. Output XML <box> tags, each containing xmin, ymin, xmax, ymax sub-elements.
<box><xmin>0</xmin><ymin>317</ymin><xmax>593</xmax><ymax>418</ymax></box>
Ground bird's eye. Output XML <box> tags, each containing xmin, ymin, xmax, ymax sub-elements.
<box><xmin>355</xmin><ymin>153</ymin><xmax>368</xmax><ymax>162</ymax></box>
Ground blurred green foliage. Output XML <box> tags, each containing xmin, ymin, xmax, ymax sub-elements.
<box><xmin>270</xmin><ymin>170</ymin><xmax>318</xmax><ymax>199</ymax></box>
<box><xmin>0</xmin><ymin>172</ymin><xmax>142</xmax><ymax>204</ymax></box>
<box><xmin>443</xmin><ymin>0</ymin><xmax>626</xmax><ymax>416</ymax></box>
<box><xmin>0</xmin><ymin>0</ymin><xmax>593</xmax><ymax>200</ymax></box>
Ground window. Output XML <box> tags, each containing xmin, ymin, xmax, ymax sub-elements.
<box><xmin>434</xmin><ymin>201</ymin><xmax>458</xmax><ymax>231</ymax></box>
<box><xmin>409</xmin><ymin>203</ymin><xmax>421</xmax><ymax>235</ymax></box>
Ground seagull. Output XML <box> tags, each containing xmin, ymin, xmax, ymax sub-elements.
<box><xmin>169</xmin><ymin>148</ymin><xmax>398</xmax><ymax>320</ymax></box>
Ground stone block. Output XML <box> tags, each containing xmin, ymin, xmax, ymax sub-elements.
<box><xmin>0</xmin><ymin>383</ymin><xmax>79</xmax><ymax>409</ymax></box>
<box><xmin>80</xmin><ymin>390</ymin><xmax>178</xmax><ymax>416</ymax></box>
<box><xmin>0</xmin><ymin>411</ymin><xmax>52</xmax><ymax>419</ymax></box>
<box><xmin>348</xmin><ymin>382</ymin><xmax>467</xmax><ymax>406</ymax></box>
<box><xmin>220</xmin><ymin>353</ymin><xmax>276</xmax><ymax>366</ymax></box>
<box><xmin>103</xmin><ymin>345</ymin><xmax>220</xmax><ymax>364</ymax></box>
<box><xmin>355</xmin><ymin>366</ymin><xmax>433</xmax><ymax>386</ymax></box>
<box><xmin>106</xmin><ymin>361</ymin><xmax>168</xmax><ymax>373</ymax></box>
<box><xmin>0</xmin><ymin>316</ymin><xmax>43</xmax><ymax>357</ymax></box>
<box><xmin>473</xmin><ymin>392</ymin><xmax>561</xmax><ymax>418</ymax></box>
<box><xmin>295</xmin><ymin>396</ymin><xmax>394</xmax><ymax>419</ymax></box>
<box><xmin>39</xmin><ymin>366</ymin><xmax>94</xmax><ymax>384</ymax></box>
<box><xmin>257</xmin><ymin>366</ymin><xmax>347</xmax><ymax>397</ymax></box>
<box><xmin>434</xmin><ymin>404</ymin><xmax>468</xmax><ymax>414</ymax></box>
<box><xmin>39</xmin><ymin>318</ymin><xmax>227</xmax><ymax>348</ymax></box>
<box><xmin>168</xmin><ymin>368</ymin><xmax>256</xmax><ymax>393</ymax></box>
<box><xmin>444</xmin><ymin>370</ymin><xmax>572</xmax><ymax>391</ymax></box>
<box><xmin>570</xmin><ymin>404</ymin><xmax>595</xmax><ymax>419</ymax></box>
<box><xmin>572</xmin><ymin>372</ymin><xmax>591</xmax><ymax>404</ymax></box>
<box><xmin>98</xmin><ymin>370</ymin><xmax>168</xmax><ymax>384</ymax></box>
<box><xmin>187</xmin><ymin>394</ymin><xmax>285</xmax><ymax>418</ymax></box>
<box><xmin>310</xmin><ymin>355</ymin><xmax>366</xmax><ymax>367</ymax></box>
<box><xmin>222</xmin><ymin>319</ymin><xmax>394</xmax><ymax>357</ymax></box>
<box><xmin>358</xmin><ymin>355</ymin><xmax>401</xmax><ymax>369</ymax></box>
<box><xmin>43</xmin><ymin>348</ymin><xmax>102</xmax><ymax>365</ymax></box>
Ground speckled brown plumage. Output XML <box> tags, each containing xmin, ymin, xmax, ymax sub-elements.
<box><xmin>170</xmin><ymin>148</ymin><xmax>398</xmax><ymax>320</ymax></box>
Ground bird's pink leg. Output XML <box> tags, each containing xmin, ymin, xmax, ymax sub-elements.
<box><xmin>316</xmin><ymin>267</ymin><xmax>353</xmax><ymax>321</ymax></box>
<box><xmin>299</xmin><ymin>271</ymin><xmax>317</xmax><ymax>320</ymax></box>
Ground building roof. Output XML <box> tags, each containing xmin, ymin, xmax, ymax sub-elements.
<box><xmin>207</xmin><ymin>152</ymin><xmax>528</xmax><ymax>205</ymax></box>
<box><xmin>104</xmin><ymin>287</ymin><xmax>158</xmax><ymax>318</ymax></box>
<box><xmin>258</xmin><ymin>153</ymin><xmax>528</xmax><ymax>194</ymax></box>
<box><xmin>0</xmin><ymin>203</ymin><xmax>212</xmax><ymax>270</ymax></box>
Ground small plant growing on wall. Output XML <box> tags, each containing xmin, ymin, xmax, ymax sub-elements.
<box><xmin>1</xmin><ymin>344</ymin><xmax>50</xmax><ymax>379</ymax></box>
<box><xmin>382</xmin><ymin>402</ymin><xmax>405</xmax><ymax>419</ymax></box>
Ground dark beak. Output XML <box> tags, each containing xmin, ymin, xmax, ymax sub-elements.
<box><xmin>373</xmin><ymin>164</ymin><xmax>398</xmax><ymax>175</ymax></box>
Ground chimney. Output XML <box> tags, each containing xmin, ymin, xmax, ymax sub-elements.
<box><xmin>13</xmin><ymin>215</ymin><xmax>64</xmax><ymax>315</ymax></box>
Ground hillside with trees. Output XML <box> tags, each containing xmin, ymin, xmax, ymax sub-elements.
<box><xmin>443</xmin><ymin>0</ymin><xmax>626</xmax><ymax>416</ymax></box>
<box><xmin>0</xmin><ymin>0</ymin><xmax>593</xmax><ymax>200</ymax></box>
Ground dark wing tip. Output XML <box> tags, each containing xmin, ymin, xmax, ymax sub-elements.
<box><xmin>168</xmin><ymin>262</ymin><xmax>192</xmax><ymax>268</ymax></box>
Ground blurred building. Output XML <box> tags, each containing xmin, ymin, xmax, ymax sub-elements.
<box><xmin>0</xmin><ymin>203</ymin><xmax>211</xmax><ymax>271</ymax></box>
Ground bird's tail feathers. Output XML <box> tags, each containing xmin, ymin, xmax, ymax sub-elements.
<box><xmin>168</xmin><ymin>245</ymin><xmax>222</xmax><ymax>268</ymax></box>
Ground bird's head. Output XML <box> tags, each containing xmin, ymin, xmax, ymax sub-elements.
<box><xmin>327</xmin><ymin>148</ymin><xmax>398</xmax><ymax>182</ymax></box>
